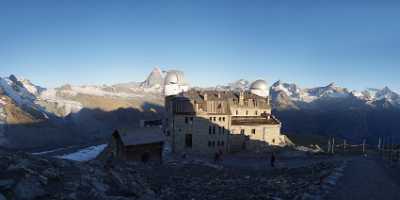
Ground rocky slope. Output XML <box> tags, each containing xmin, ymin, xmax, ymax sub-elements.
<box><xmin>0</xmin><ymin>148</ymin><xmax>343</xmax><ymax>200</ymax></box>
<box><xmin>0</xmin><ymin>148</ymin><xmax>156</xmax><ymax>200</ymax></box>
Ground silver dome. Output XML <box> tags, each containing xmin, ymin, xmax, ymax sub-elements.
<box><xmin>164</xmin><ymin>70</ymin><xmax>186</xmax><ymax>85</ymax></box>
<box><xmin>250</xmin><ymin>79</ymin><xmax>268</xmax><ymax>91</ymax></box>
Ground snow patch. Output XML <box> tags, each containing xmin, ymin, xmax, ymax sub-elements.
<box><xmin>56</xmin><ymin>144</ymin><xmax>107</xmax><ymax>161</ymax></box>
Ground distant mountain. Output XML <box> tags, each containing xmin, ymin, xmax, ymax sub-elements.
<box><xmin>270</xmin><ymin>80</ymin><xmax>400</xmax><ymax>110</ymax></box>
<box><xmin>0</xmin><ymin>69</ymin><xmax>165</xmax><ymax>149</ymax></box>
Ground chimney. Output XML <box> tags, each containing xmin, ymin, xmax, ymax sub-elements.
<box><xmin>239</xmin><ymin>91</ymin><xmax>244</xmax><ymax>106</ymax></box>
<box><xmin>203</xmin><ymin>92</ymin><xmax>208</xmax><ymax>101</ymax></box>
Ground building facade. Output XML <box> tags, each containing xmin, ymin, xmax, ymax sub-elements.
<box><xmin>163</xmin><ymin>71</ymin><xmax>288</xmax><ymax>154</ymax></box>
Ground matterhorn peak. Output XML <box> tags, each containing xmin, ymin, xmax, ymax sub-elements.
<box><xmin>140</xmin><ymin>67</ymin><xmax>164</xmax><ymax>88</ymax></box>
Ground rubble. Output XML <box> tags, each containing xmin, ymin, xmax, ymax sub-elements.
<box><xmin>0</xmin><ymin>149</ymin><xmax>155</xmax><ymax>200</ymax></box>
<box><xmin>0</xmin><ymin>148</ymin><xmax>340</xmax><ymax>200</ymax></box>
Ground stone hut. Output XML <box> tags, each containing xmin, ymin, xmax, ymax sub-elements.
<box><xmin>110</xmin><ymin>127</ymin><xmax>165</xmax><ymax>162</ymax></box>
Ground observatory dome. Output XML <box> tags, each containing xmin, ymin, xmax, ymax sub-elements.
<box><xmin>250</xmin><ymin>80</ymin><xmax>268</xmax><ymax>91</ymax></box>
<box><xmin>164</xmin><ymin>70</ymin><xmax>186</xmax><ymax>85</ymax></box>
<box><xmin>250</xmin><ymin>79</ymin><xmax>268</xmax><ymax>97</ymax></box>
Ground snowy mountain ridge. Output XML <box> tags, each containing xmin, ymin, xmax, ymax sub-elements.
<box><xmin>270</xmin><ymin>80</ymin><xmax>400</xmax><ymax>109</ymax></box>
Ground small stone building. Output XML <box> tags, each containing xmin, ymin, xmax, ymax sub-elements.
<box><xmin>110</xmin><ymin>127</ymin><xmax>165</xmax><ymax>162</ymax></box>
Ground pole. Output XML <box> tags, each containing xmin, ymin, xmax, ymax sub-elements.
<box><xmin>332</xmin><ymin>137</ymin><xmax>335</xmax><ymax>154</ymax></box>
<box><xmin>378</xmin><ymin>137</ymin><xmax>381</xmax><ymax>152</ymax></box>
<box><xmin>343</xmin><ymin>139</ymin><xmax>346</xmax><ymax>152</ymax></box>
<box><xmin>362</xmin><ymin>139</ymin><xmax>366</xmax><ymax>154</ymax></box>
<box><xmin>328</xmin><ymin>138</ymin><xmax>331</xmax><ymax>154</ymax></box>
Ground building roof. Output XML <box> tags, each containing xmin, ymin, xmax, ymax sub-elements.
<box><xmin>231</xmin><ymin>115</ymin><xmax>280</xmax><ymax>126</ymax></box>
<box><xmin>115</xmin><ymin>127</ymin><xmax>165</xmax><ymax>146</ymax></box>
<box><xmin>179</xmin><ymin>89</ymin><xmax>268</xmax><ymax>102</ymax></box>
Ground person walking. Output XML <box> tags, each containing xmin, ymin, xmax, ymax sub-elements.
<box><xmin>270</xmin><ymin>152</ymin><xmax>276</xmax><ymax>168</ymax></box>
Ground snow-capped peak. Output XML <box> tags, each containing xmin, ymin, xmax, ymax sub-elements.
<box><xmin>271</xmin><ymin>81</ymin><xmax>351</xmax><ymax>103</ymax></box>
<box><xmin>360</xmin><ymin>87</ymin><xmax>399</xmax><ymax>102</ymax></box>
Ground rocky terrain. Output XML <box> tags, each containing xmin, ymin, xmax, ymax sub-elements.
<box><xmin>0</xmin><ymin>148</ymin><xmax>343</xmax><ymax>200</ymax></box>
<box><xmin>0</xmin><ymin>148</ymin><xmax>156</xmax><ymax>200</ymax></box>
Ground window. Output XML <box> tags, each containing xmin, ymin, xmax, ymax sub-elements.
<box><xmin>222</xmin><ymin>127</ymin><xmax>225</xmax><ymax>134</ymax></box>
<box><xmin>240</xmin><ymin>129</ymin><xmax>245</xmax><ymax>135</ymax></box>
<box><xmin>217</xmin><ymin>141</ymin><xmax>220</xmax><ymax>146</ymax></box>
<box><xmin>185</xmin><ymin>134</ymin><xmax>192</xmax><ymax>148</ymax></box>
<box><xmin>209</xmin><ymin>126</ymin><xmax>212</xmax><ymax>134</ymax></box>
<box><xmin>236</xmin><ymin>110</ymin><xmax>239</xmax><ymax>115</ymax></box>
<box><xmin>251</xmin><ymin>129</ymin><xmax>256</xmax><ymax>134</ymax></box>
<box><xmin>222</xmin><ymin>117</ymin><xmax>225</xmax><ymax>122</ymax></box>
<box><xmin>255</xmin><ymin>111</ymin><xmax>258</xmax><ymax>115</ymax></box>
<box><xmin>209</xmin><ymin>117</ymin><xmax>212</xmax><ymax>121</ymax></box>
<box><xmin>213</xmin><ymin>126</ymin><xmax>216</xmax><ymax>134</ymax></box>
<box><xmin>218</xmin><ymin>127</ymin><xmax>221</xmax><ymax>134</ymax></box>
<box><xmin>213</xmin><ymin>117</ymin><xmax>216</xmax><ymax>121</ymax></box>
<box><xmin>219</xmin><ymin>117</ymin><xmax>221</xmax><ymax>121</ymax></box>
<box><xmin>185</xmin><ymin>117</ymin><xmax>188</xmax><ymax>124</ymax></box>
<box><xmin>212</xmin><ymin>141</ymin><xmax>215</xmax><ymax>147</ymax></box>
<box><xmin>166</xmin><ymin>131</ymin><xmax>170</xmax><ymax>136</ymax></box>
<box><xmin>208</xmin><ymin>141</ymin><xmax>212</xmax><ymax>147</ymax></box>
<box><xmin>190</xmin><ymin>117</ymin><xmax>194</xmax><ymax>122</ymax></box>
<box><xmin>246</xmin><ymin>110</ymin><xmax>248</xmax><ymax>115</ymax></box>
<box><xmin>272</xmin><ymin>139</ymin><xmax>275</xmax><ymax>144</ymax></box>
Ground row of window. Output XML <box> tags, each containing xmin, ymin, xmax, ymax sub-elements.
<box><xmin>209</xmin><ymin>116</ymin><xmax>226</xmax><ymax>122</ymax></box>
<box><xmin>235</xmin><ymin>110</ymin><xmax>263</xmax><ymax>116</ymax></box>
<box><xmin>209</xmin><ymin>126</ymin><xmax>226</xmax><ymax>134</ymax></box>
<box><xmin>240</xmin><ymin>129</ymin><xmax>256</xmax><ymax>135</ymax></box>
<box><xmin>208</xmin><ymin>140</ymin><xmax>225</xmax><ymax>147</ymax></box>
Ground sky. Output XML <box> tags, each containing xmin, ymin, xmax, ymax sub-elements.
<box><xmin>0</xmin><ymin>0</ymin><xmax>400</xmax><ymax>92</ymax></box>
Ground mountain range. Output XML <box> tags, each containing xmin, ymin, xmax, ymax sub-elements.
<box><xmin>0</xmin><ymin>68</ymin><xmax>399</xmax><ymax>148</ymax></box>
<box><xmin>0</xmin><ymin>69</ymin><xmax>164</xmax><ymax>149</ymax></box>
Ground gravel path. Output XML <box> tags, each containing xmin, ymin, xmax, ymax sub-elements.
<box><xmin>328</xmin><ymin>156</ymin><xmax>400</xmax><ymax>200</ymax></box>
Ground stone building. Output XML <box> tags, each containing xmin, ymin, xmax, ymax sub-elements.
<box><xmin>108</xmin><ymin>128</ymin><xmax>165</xmax><ymax>162</ymax></box>
<box><xmin>163</xmin><ymin>70</ymin><xmax>288</xmax><ymax>154</ymax></box>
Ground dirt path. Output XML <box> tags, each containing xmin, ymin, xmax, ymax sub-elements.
<box><xmin>328</xmin><ymin>156</ymin><xmax>400</xmax><ymax>200</ymax></box>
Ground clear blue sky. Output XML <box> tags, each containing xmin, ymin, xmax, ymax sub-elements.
<box><xmin>1</xmin><ymin>1</ymin><xmax>399</xmax><ymax>92</ymax></box>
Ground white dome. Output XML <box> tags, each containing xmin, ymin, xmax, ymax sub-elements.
<box><xmin>250</xmin><ymin>80</ymin><xmax>268</xmax><ymax>91</ymax></box>
<box><xmin>164</xmin><ymin>70</ymin><xmax>186</xmax><ymax>85</ymax></box>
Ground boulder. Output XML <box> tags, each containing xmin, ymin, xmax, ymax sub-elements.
<box><xmin>14</xmin><ymin>177</ymin><xmax>46</xmax><ymax>200</ymax></box>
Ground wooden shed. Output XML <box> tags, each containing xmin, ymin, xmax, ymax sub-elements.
<box><xmin>110</xmin><ymin>127</ymin><xmax>165</xmax><ymax>162</ymax></box>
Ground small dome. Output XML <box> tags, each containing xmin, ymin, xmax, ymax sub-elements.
<box><xmin>164</xmin><ymin>70</ymin><xmax>186</xmax><ymax>85</ymax></box>
<box><xmin>250</xmin><ymin>80</ymin><xmax>268</xmax><ymax>91</ymax></box>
